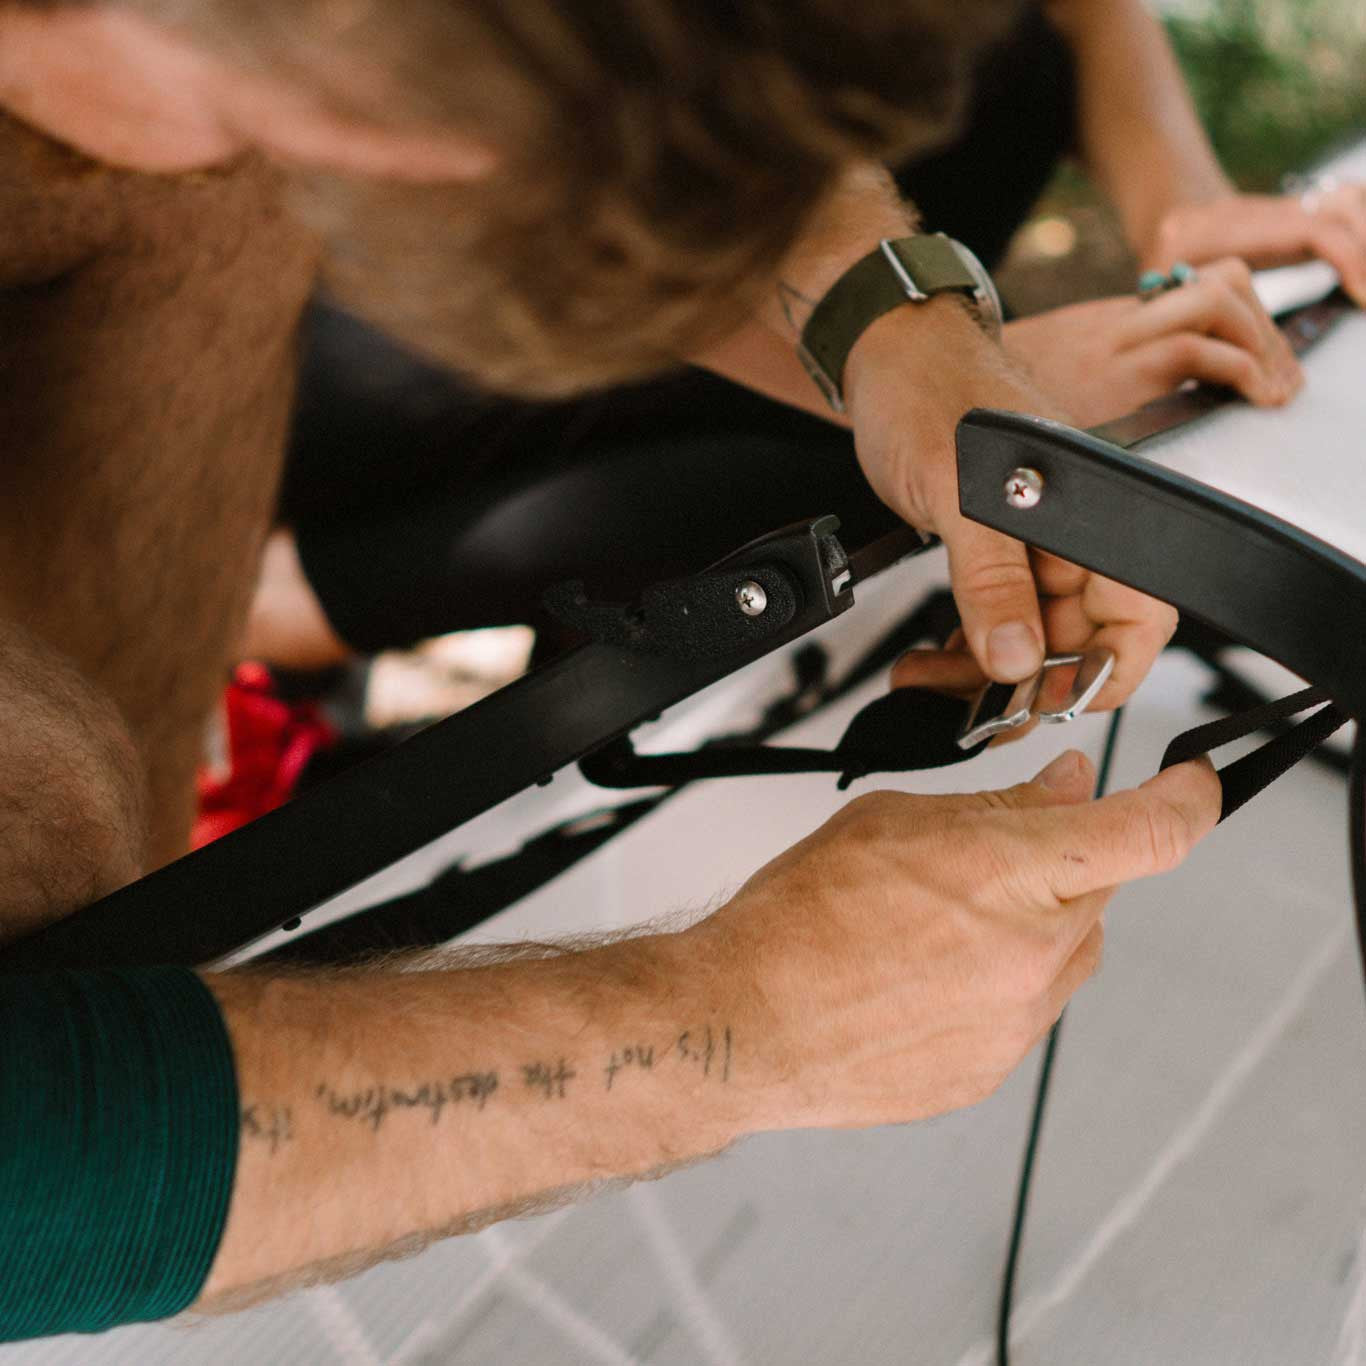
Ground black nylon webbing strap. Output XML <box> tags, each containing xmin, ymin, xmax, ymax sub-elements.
<box><xmin>955</xmin><ymin>309</ymin><xmax>1366</xmax><ymax>987</ymax></box>
<box><xmin>1351</xmin><ymin>734</ymin><xmax>1366</xmax><ymax>986</ymax></box>
<box><xmin>1160</xmin><ymin>686</ymin><xmax>1351</xmax><ymax>822</ymax></box>
<box><xmin>579</xmin><ymin>686</ymin><xmax>987</xmax><ymax>791</ymax></box>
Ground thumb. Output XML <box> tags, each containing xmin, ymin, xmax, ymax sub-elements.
<box><xmin>955</xmin><ymin>749</ymin><xmax>1097</xmax><ymax>815</ymax></box>
<box><xmin>942</xmin><ymin>515</ymin><xmax>1045</xmax><ymax>684</ymax></box>
<box><xmin>1031</xmin><ymin>749</ymin><xmax>1097</xmax><ymax>804</ymax></box>
<box><xmin>1030</xmin><ymin>756</ymin><xmax>1223</xmax><ymax>902</ymax></box>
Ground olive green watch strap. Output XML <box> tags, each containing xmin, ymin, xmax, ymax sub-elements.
<box><xmin>797</xmin><ymin>234</ymin><xmax>984</xmax><ymax>412</ymax></box>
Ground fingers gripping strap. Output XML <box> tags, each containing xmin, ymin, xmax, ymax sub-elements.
<box><xmin>1160</xmin><ymin>687</ymin><xmax>1351</xmax><ymax>822</ymax></box>
<box><xmin>0</xmin><ymin>968</ymin><xmax>238</xmax><ymax>1341</ymax></box>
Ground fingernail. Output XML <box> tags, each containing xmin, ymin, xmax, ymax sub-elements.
<box><xmin>1036</xmin><ymin>750</ymin><xmax>1084</xmax><ymax>791</ymax></box>
<box><xmin>987</xmin><ymin>622</ymin><xmax>1042</xmax><ymax>681</ymax></box>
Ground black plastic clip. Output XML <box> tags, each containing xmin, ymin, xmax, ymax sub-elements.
<box><xmin>545</xmin><ymin>516</ymin><xmax>851</xmax><ymax>661</ymax></box>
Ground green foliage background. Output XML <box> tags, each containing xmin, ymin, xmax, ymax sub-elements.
<box><xmin>1166</xmin><ymin>0</ymin><xmax>1366</xmax><ymax>187</ymax></box>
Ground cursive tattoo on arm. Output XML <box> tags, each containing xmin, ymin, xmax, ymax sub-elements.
<box><xmin>315</xmin><ymin>1072</ymin><xmax>500</xmax><ymax>1133</ymax></box>
<box><xmin>675</xmin><ymin>1024</ymin><xmax>733</xmax><ymax>1082</ymax></box>
<box><xmin>522</xmin><ymin>1058</ymin><xmax>577</xmax><ymax>1101</ymax></box>
<box><xmin>241</xmin><ymin>1103</ymin><xmax>295</xmax><ymax>1156</ymax></box>
<box><xmin>305</xmin><ymin>1023</ymin><xmax>735</xmax><ymax>1137</ymax></box>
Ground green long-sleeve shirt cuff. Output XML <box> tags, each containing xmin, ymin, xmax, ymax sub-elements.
<box><xmin>0</xmin><ymin>966</ymin><xmax>239</xmax><ymax>1342</ymax></box>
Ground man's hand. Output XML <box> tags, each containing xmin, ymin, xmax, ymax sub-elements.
<box><xmin>705</xmin><ymin>162</ymin><xmax>1178</xmax><ymax>704</ymax></box>
<box><xmin>1003</xmin><ymin>260</ymin><xmax>1302</xmax><ymax>429</ymax></box>
<box><xmin>842</xmin><ymin>298</ymin><xmax>1178</xmax><ymax>705</ymax></box>
<box><xmin>190</xmin><ymin>751</ymin><xmax>1218</xmax><ymax>1309</ymax></box>
<box><xmin>695</xmin><ymin>749</ymin><xmax>1222</xmax><ymax>1130</ymax></box>
<box><xmin>1147</xmin><ymin>187</ymin><xmax>1366</xmax><ymax>307</ymax></box>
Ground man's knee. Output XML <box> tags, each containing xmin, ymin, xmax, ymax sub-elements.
<box><xmin>0</xmin><ymin>625</ymin><xmax>146</xmax><ymax>943</ymax></box>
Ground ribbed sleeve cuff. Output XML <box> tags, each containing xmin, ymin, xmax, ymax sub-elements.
<box><xmin>0</xmin><ymin>967</ymin><xmax>239</xmax><ymax>1341</ymax></box>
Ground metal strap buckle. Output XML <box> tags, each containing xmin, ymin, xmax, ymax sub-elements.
<box><xmin>957</xmin><ymin>648</ymin><xmax>1116</xmax><ymax>751</ymax></box>
<box><xmin>878</xmin><ymin>239</ymin><xmax>931</xmax><ymax>301</ymax></box>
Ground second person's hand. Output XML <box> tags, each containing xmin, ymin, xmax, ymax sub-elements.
<box><xmin>1002</xmin><ymin>256</ymin><xmax>1303</xmax><ymax>429</ymax></box>
<box><xmin>1147</xmin><ymin>186</ymin><xmax>1366</xmax><ymax>307</ymax></box>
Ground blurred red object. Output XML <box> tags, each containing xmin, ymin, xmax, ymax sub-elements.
<box><xmin>193</xmin><ymin>662</ymin><xmax>338</xmax><ymax>849</ymax></box>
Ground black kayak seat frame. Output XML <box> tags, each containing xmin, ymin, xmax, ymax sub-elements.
<box><xmin>958</xmin><ymin>409</ymin><xmax>1366</xmax><ymax>723</ymax></box>
<box><xmin>2</xmin><ymin>295</ymin><xmax>1362</xmax><ymax>974</ymax></box>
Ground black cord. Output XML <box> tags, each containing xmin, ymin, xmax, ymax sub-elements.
<box><xmin>1350</xmin><ymin>728</ymin><xmax>1365</xmax><ymax>991</ymax></box>
<box><xmin>996</xmin><ymin>1015</ymin><xmax>1064</xmax><ymax>1366</ymax></box>
<box><xmin>995</xmin><ymin>710</ymin><xmax>1126</xmax><ymax>1366</ymax></box>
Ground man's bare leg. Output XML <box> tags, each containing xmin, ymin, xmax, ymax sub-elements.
<box><xmin>242</xmin><ymin>528</ymin><xmax>353</xmax><ymax>672</ymax></box>
<box><xmin>0</xmin><ymin>620</ymin><xmax>145</xmax><ymax>943</ymax></box>
<box><xmin>0</xmin><ymin>119</ymin><xmax>318</xmax><ymax>870</ymax></box>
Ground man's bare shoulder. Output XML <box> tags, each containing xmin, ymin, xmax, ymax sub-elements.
<box><xmin>0</xmin><ymin>113</ymin><xmax>128</xmax><ymax>286</ymax></box>
<box><xmin>0</xmin><ymin>112</ymin><xmax>317</xmax><ymax>293</ymax></box>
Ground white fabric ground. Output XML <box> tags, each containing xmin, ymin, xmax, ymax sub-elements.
<box><xmin>5</xmin><ymin>144</ymin><xmax>1366</xmax><ymax>1366</ymax></box>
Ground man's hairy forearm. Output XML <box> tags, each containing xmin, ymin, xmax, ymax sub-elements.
<box><xmin>197</xmin><ymin>930</ymin><xmax>755</xmax><ymax>1310</ymax></box>
<box><xmin>185</xmin><ymin>746</ymin><xmax>1222</xmax><ymax>1316</ymax></box>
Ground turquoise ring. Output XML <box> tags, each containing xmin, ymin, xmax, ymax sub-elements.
<box><xmin>1138</xmin><ymin>262</ymin><xmax>1198</xmax><ymax>301</ymax></box>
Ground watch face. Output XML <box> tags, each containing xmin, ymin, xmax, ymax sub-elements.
<box><xmin>953</xmin><ymin>240</ymin><xmax>1004</xmax><ymax>336</ymax></box>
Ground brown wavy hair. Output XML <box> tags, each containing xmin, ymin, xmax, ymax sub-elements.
<box><xmin>111</xmin><ymin>0</ymin><xmax>1017</xmax><ymax>394</ymax></box>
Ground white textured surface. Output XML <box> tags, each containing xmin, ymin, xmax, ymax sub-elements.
<box><xmin>1152</xmin><ymin>136</ymin><xmax>1366</xmax><ymax>565</ymax></box>
<box><xmin>7</xmin><ymin>146</ymin><xmax>1366</xmax><ymax>1366</ymax></box>
<box><xmin>15</xmin><ymin>641</ymin><xmax>1359</xmax><ymax>1366</ymax></box>
<box><xmin>1143</xmin><ymin>309</ymin><xmax>1366</xmax><ymax>565</ymax></box>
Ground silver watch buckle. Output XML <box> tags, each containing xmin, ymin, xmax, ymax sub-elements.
<box><xmin>878</xmin><ymin>239</ymin><xmax>930</xmax><ymax>301</ymax></box>
<box><xmin>882</xmin><ymin>235</ymin><xmax>1002</xmax><ymax>339</ymax></box>
<box><xmin>958</xmin><ymin>648</ymin><xmax>1116</xmax><ymax>750</ymax></box>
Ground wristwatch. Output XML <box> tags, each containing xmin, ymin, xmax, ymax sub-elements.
<box><xmin>796</xmin><ymin>234</ymin><xmax>1003</xmax><ymax>412</ymax></box>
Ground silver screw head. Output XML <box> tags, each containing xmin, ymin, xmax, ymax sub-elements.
<box><xmin>736</xmin><ymin>580</ymin><xmax>768</xmax><ymax>617</ymax></box>
<box><xmin>1004</xmin><ymin>467</ymin><xmax>1044</xmax><ymax>510</ymax></box>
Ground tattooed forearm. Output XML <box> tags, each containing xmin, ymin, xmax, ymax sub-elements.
<box><xmin>241</xmin><ymin>1104</ymin><xmax>294</xmax><ymax>1156</ymax></box>
<box><xmin>307</xmin><ymin>1025</ymin><xmax>734</xmax><ymax>1135</ymax></box>
<box><xmin>777</xmin><ymin>280</ymin><xmax>817</xmax><ymax>334</ymax></box>
<box><xmin>607</xmin><ymin>1025</ymin><xmax>734</xmax><ymax>1090</ymax></box>
<box><xmin>316</xmin><ymin>1072</ymin><xmax>499</xmax><ymax>1133</ymax></box>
